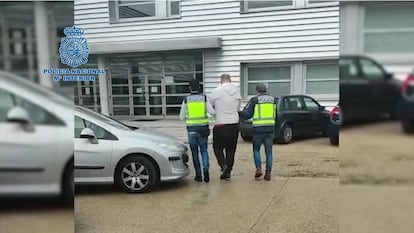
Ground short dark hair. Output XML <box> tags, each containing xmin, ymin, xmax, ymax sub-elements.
<box><xmin>189</xmin><ymin>79</ymin><xmax>200</xmax><ymax>92</ymax></box>
<box><xmin>256</xmin><ymin>83</ymin><xmax>267</xmax><ymax>93</ymax></box>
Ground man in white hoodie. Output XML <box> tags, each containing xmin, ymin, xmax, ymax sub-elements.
<box><xmin>209</xmin><ymin>74</ymin><xmax>241</xmax><ymax>180</ymax></box>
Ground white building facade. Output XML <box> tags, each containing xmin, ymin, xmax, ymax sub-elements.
<box><xmin>74</xmin><ymin>0</ymin><xmax>339</xmax><ymax>119</ymax></box>
<box><xmin>340</xmin><ymin>1</ymin><xmax>414</xmax><ymax>80</ymax></box>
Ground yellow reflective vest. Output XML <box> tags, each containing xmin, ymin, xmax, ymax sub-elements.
<box><xmin>252</xmin><ymin>95</ymin><xmax>276</xmax><ymax>127</ymax></box>
<box><xmin>185</xmin><ymin>94</ymin><xmax>209</xmax><ymax>126</ymax></box>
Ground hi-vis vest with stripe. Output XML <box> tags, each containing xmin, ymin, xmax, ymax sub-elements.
<box><xmin>253</xmin><ymin>95</ymin><xmax>276</xmax><ymax>127</ymax></box>
<box><xmin>185</xmin><ymin>94</ymin><xmax>209</xmax><ymax>126</ymax></box>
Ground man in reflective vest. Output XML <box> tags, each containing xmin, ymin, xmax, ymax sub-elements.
<box><xmin>179</xmin><ymin>79</ymin><xmax>215</xmax><ymax>182</ymax></box>
<box><xmin>241</xmin><ymin>83</ymin><xmax>277</xmax><ymax>181</ymax></box>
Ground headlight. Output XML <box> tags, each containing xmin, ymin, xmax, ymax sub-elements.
<box><xmin>155</xmin><ymin>141</ymin><xmax>183</xmax><ymax>152</ymax></box>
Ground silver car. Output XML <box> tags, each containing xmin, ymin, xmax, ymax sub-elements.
<box><xmin>74</xmin><ymin>106</ymin><xmax>190</xmax><ymax>193</ymax></box>
<box><xmin>0</xmin><ymin>71</ymin><xmax>74</xmax><ymax>199</ymax></box>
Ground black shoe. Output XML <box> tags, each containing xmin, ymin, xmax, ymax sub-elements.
<box><xmin>194</xmin><ymin>176</ymin><xmax>202</xmax><ymax>182</ymax></box>
<box><xmin>225</xmin><ymin>170</ymin><xmax>231</xmax><ymax>180</ymax></box>
<box><xmin>203</xmin><ymin>170</ymin><xmax>210</xmax><ymax>183</ymax></box>
<box><xmin>220</xmin><ymin>166</ymin><xmax>228</xmax><ymax>180</ymax></box>
<box><xmin>221</xmin><ymin>168</ymin><xmax>230</xmax><ymax>181</ymax></box>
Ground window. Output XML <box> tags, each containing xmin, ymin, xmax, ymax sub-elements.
<box><xmin>305</xmin><ymin>63</ymin><xmax>339</xmax><ymax>95</ymax></box>
<box><xmin>0</xmin><ymin>88</ymin><xmax>64</xmax><ymax>125</ymax></box>
<box><xmin>241</xmin><ymin>0</ymin><xmax>338</xmax><ymax>12</ymax></box>
<box><xmin>243</xmin><ymin>60</ymin><xmax>338</xmax><ymax>99</ymax></box>
<box><xmin>74</xmin><ymin>116</ymin><xmax>117</xmax><ymax>140</ymax></box>
<box><xmin>339</xmin><ymin>58</ymin><xmax>359</xmax><ymax>79</ymax></box>
<box><xmin>359</xmin><ymin>58</ymin><xmax>385</xmax><ymax>80</ymax></box>
<box><xmin>74</xmin><ymin>116</ymin><xmax>85</xmax><ymax>138</ymax></box>
<box><xmin>284</xmin><ymin>97</ymin><xmax>303</xmax><ymax>111</ymax></box>
<box><xmin>363</xmin><ymin>2</ymin><xmax>414</xmax><ymax>53</ymax></box>
<box><xmin>307</xmin><ymin>0</ymin><xmax>337</xmax><ymax>5</ymax></box>
<box><xmin>303</xmin><ymin>96</ymin><xmax>320</xmax><ymax>112</ymax></box>
<box><xmin>111</xmin><ymin>0</ymin><xmax>180</xmax><ymax>21</ymax></box>
<box><xmin>245</xmin><ymin>65</ymin><xmax>291</xmax><ymax>96</ymax></box>
<box><xmin>0</xmin><ymin>88</ymin><xmax>15</xmax><ymax>122</ymax></box>
<box><xmin>242</xmin><ymin>0</ymin><xmax>293</xmax><ymax>12</ymax></box>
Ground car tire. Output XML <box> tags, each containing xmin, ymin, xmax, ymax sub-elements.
<box><xmin>241</xmin><ymin>133</ymin><xmax>252</xmax><ymax>141</ymax></box>
<box><xmin>62</xmin><ymin>161</ymin><xmax>74</xmax><ymax>204</ymax></box>
<box><xmin>401</xmin><ymin>119</ymin><xmax>414</xmax><ymax>134</ymax></box>
<box><xmin>329</xmin><ymin>135</ymin><xmax>339</xmax><ymax>146</ymax></box>
<box><xmin>115</xmin><ymin>156</ymin><xmax>158</xmax><ymax>193</ymax></box>
<box><xmin>276</xmin><ymin>124</ymin><xmax>294</xmax><ymax>144</ymax></box>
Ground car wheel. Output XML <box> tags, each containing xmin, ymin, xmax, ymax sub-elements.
<box><xmin>276</xmin><ymin>124</ymin><xmax>294</xmax><ymax>144</ymax></box>
<box><xmin>116</xmin><ymin>156</ymin><xmax>158</xmax><ymax>193</ymax></box>
<box><xmin>401</xmin><ymin>119</ymin><xmax>414</xmax><ymax>134</ymax></box>
<box><xmin>329</xmin><ymin>135</ymin><xmax>339</xmax><ymax>146</ymax></box>
<box><xmin>241</xmin><ymin>133</ymin><xmax>252</xmax><ymax>141</ymax></box>
<box><xmin>62</xmin><ymin>161</ymin><xmax>74</xmax><ymax>204</ymax></box>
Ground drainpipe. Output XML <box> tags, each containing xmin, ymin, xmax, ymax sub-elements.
<box><xmin>98</xmin><ymin>56</ymin><xmax>109</xmax><ymax>115</ymax></box>
<box><xmin>34</xmin><ymin>1</ymin><xmax>53</xmax><ymax>88</ymax></box>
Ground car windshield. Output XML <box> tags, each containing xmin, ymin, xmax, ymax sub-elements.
<box><xmin>75</xmin><ymin>106</ymin><xmax>133</xmax><ymax>131</ymax></box>
<box><xmin>1</xmin><ymin>71</ymin><xmax>73</xmax><ymax>107</ymax></box>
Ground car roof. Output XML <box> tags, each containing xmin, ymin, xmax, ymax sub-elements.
<box><xmin>0</xmin><ymin>70</ymin><xmax>73</xmax><ymax>107</ymax></box>
<box><xmin>275</xmin><ymin>94</ymin><xmax>315</xmax><ymax>99</ymax></box>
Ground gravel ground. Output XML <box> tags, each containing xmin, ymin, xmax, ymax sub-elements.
<box><xmin>75</xmin><ymin>137</ymin><xmax>338</xmax><ymax>233</ymax></box>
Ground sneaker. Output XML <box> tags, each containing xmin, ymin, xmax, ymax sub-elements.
<box><xmin>203</xmin><ymin>170</ymin><xmax>210</xmax><ymax>183</ymax></box>
<box><xmin>264</xmin><ymin>171</ymin><xmax>271</xmax><ymax>181</ymax></box>
<box><xmin>255</xmin><ymin>168</ymin><xmax>263</xmax><ymax>180</ymax></box>
<box><xmin>194</xmin><ymin>176</ymin><xmax>202</xmax><ymax>182</ymax></box>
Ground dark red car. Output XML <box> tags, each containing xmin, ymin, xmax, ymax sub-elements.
<box><xmin>399</xmin><ymin>73</ymin><xmax>414</xmax><ymax>133</ymax></box>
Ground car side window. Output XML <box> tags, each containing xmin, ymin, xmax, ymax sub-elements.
<box><xmin>0</xmin><ymin>88</ymin><xmax>63</xmax><ymax>125</ymax></box>
<box><xmin>303</xmin><ymin>97</ymin><xmax>320</xmax><ymax>112</ymax></box>
<box><xmin>74</xmin><ymin>116</ymin><xmax>85</xmax><ymax>138</ymax></box>
<box><xmin>339</xmin><ymin>58</ymin><xmax>359</xmax><ymax>79</ymax></box>
<box><xmin>285</xmin><ymin>97</ymin><xmax>304</xmax><ymax>111</ymax></box>
<box><xmin>84</xmin><ymin>118</ymin><xmax>116</xmax><ymax>140</ymax></box>
<box><xmin>359</xmin><ymin>58</ymin><xmax>385</xmax><ymax>80</ymax></box>
<box><xmin>0</xmin><ymin>88</ymin><xmax>15</xmax><ymax>122</ymax></box>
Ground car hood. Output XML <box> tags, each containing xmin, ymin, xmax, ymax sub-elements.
<box><xmin>119</xmin><ymin>127</ymin><xmax>184</xmax><ymax>145</ymax></box>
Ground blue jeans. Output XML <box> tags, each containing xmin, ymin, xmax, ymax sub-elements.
<box><xmin>253</xmin><ymin>133</ymin><xmax>274</xmax><ymax>172</ymax></box>
<box><xmin>188</xmin><ymin>131</ymin><xmax>209</xmax><ymax>177</ymax></box>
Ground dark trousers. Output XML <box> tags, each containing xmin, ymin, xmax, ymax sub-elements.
<box><xmin>213</xmin><ymin>124</ymin><xmax>239</xmax><ymax>171</ymax></box>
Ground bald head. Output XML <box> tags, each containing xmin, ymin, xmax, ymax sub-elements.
<box><xmin>220</xmin><ymin>74</ymin><xmax>231</xmax><ymax>84</ymax></box>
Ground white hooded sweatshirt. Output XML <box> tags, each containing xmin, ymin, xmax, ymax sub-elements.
<box><xmin>209</xmin><ymin>82</ymin><xmax>241</xmax><ymax>125</ymax></box>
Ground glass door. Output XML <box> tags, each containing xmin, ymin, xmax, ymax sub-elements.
<box><xmin>131</xmin><ymin>58</ymin><xmax>165</xmax><ymax>117</ymax></box>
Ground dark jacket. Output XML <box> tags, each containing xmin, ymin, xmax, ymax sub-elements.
<box><xmin>241</xmin><ymin>94</ymin><xmax>278</xmax><ymax>134</ymax></box>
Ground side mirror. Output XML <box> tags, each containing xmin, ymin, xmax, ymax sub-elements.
<box><xmin>6</xmin><ymin>107</ymin><xmax>34</xmax><ymax>132</ymax></box>
<box><xmin>80</xmin><ymin>128</ymin><xmax>98</xmax><ymax>144</ymax></box>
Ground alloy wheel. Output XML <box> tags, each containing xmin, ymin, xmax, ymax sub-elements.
<box><xmin>283</xmin><ymin>127</ymin><xmax>293</xmax><ymax>142</ymax></box>
<box><xmin>121</xmin><ymin>162</ymin><xmax>150</xmax><ymax>191</ymax></box>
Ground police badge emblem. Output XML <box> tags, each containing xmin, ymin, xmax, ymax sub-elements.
<box><xmin>59</xmin><ymin>26</ymin><xmax>89</xmax><ymax>68</ymax></box>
